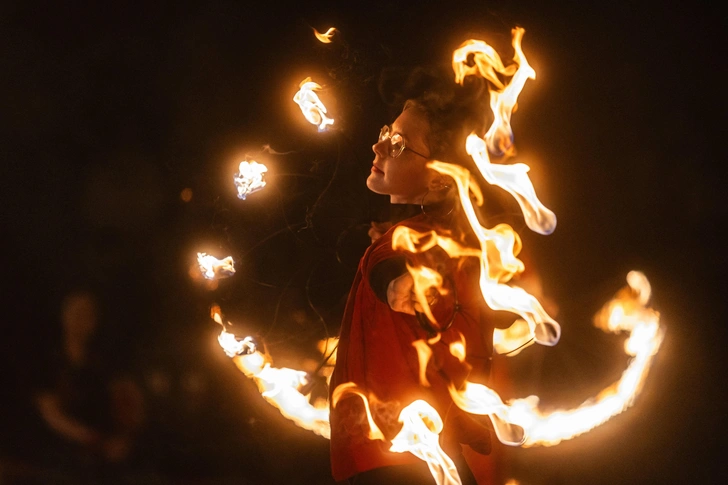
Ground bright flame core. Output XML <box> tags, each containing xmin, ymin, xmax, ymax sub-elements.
<box><xmin>293</xmin><ymin>77</ymin><xmax>334</xmax><ymax>131</ymax></box>
<box><xmin>197</xmin><ymin>253</ymin><xmax>235</xmax><ymax>280</ymax></box>
<box><xmin>390</xmin><ymin>400</ymin><xmax>462</xmax><ymax>485</ymax></box>
<box><xmin>234</xmin><ymin>160</ymin><xmax>268</xmax><ymax>200</ymax></box>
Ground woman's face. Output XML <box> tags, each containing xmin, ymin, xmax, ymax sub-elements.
<box><xmin>367</xmin><ymin>106</ymin><xmax>439</xmax><ymax>204</ymax></box>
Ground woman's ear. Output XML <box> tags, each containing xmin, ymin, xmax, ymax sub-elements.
<box><xmin>428</xmin><ymin>174</ymin><xmax>452</xmax><ymax>192</ymax></box>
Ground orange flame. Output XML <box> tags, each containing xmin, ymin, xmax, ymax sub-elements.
<box><xmin>407</xmin><ymin>263</ymin><xmax>448</xmax><ymax>325</ymax></box>
<box><xmin>213</xmin><ymin>309</ymin><xmax>330</xmax><ymax>438</ymax></box>
<box><xmin>389</xmin><ymin>400</ymin><xmax>462</xmax><ymax>485</ymax></box>
<box><xmin>331</xmin><ymin>383</ymin><xmax>385</xmax><ymax>441</ymax></box>
<box><xmin>428</xmin><ymin>161</ymin><xmax>561</xmax><ymax>347</ymax></box>
<box><xmin>492</xmin><ymin>318</ymin><xmax>535</xmax><ymax>356</ymax></box>
<box><xmin>453</xmin><ymin>28</ymin><xmax>556</xmax><ymax>235</ymax></box>
<box><xmin>197</xmin><ymin>252</ymin><xmax>235</xmax><ymax>280</ymax></box>
<box><xmin>293</xmin><ymin>77</ymin><xmax>334</xmax><ymax>131</ymax></box>
<box><xmin>448</xmin><ymin>272</ymin><xmax>663</xmax><ymax>447</ymax></box>
<box><xmin>412</xmin><ymin>334</ymin><xmax>441</xmax><ymax>387</ymax></box>
<box><xmin>313</xmin><ymin>27</ymin><xmax>337</xmax><ymax>43</ymax></box>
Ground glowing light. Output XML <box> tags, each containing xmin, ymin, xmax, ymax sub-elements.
<box><xmin>180</xmin><ymin>187</ymin><xmax>193</xmax><ymax>202</ymax></box>
<box><xmin>447</xmin><ymin>272</ymin><xmax>663</xmax><ymax>447</ymax></box>
<box><xmin>234</xmin><ymin>160</ymin><xmax>268</xmax><ymax>200</ymax></box>
<box><xmin>313</xmin><ymin>27</ymin><xmax>336</xmax><ymax>43</ymax></box>
<box><xmin>197</xmin><ymin>253</ymin><xmax>235</xmax><ymax>280</ymax></box>
<box><xmin>213</xmin><ymin>310</ymin><xmax>330</xmax><ymax>438</ymax></box>
<box><xmin>493</xmin><ymin>318</ymin><xmax>535</xmax><ymax>356</ymax></box>
<box><xmin>293</xmin><ymin>77</ymin><xmax>334</xmax><ymax>131</ymax></box>
<box><xmin>331</xmin><ymin>383</ymin><xmax>385</xmax><ymax>441</ymax></box>
<box><xmin>218</xmin><ymin>329</ymin><xmax>256</xmax><ymax>358</ymax></box>
<box><xmin>453</xmin><ymin>28</ymin><xmax>556</xmax><ymax>235</ymax></box>
<box><xmin>390</xmin><ymin>400</ymin><xmax>462</xmax><ymax>485</ymax></box>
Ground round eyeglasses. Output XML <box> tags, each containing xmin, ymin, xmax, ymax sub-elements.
<box><xmin>379</xmin><ymin>125</ymin><xmax>430</xmax><ymax>159</ymax></box>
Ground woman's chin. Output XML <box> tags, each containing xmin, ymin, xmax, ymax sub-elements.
<box><xmin>366</xmin><ymin>176</ymin><xmax>387</xmax><ymax>195</ymax></box>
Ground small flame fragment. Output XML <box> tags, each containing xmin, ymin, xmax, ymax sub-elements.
<box><xmin>234</xmin><ymin>160</ymin><xmax>268</xmax><ymax>200</ymax></box>
<box><xmin>390</xmin><ymin>400</ymin><xmax>462</xmax><ymax>485</ymax></box>
<box><xmin>218</xmin><ymin>329</ymin><xmax>256</xmax><ymax>358</ymax></box>
<box><xmin>197</xmin><ymin>252</ymin><xmax>235</xmax><ymax>280</ymax></box>
<box><xmin>293</xmin><ymin>77</ymin><xmax>334</xmax><ymax>131</ymax></box>
<box><xmin>313</xmin><ymin>27</ymin><xmax>336</xmax><ymax>43</ymax></box>
<box><xmin>407</xmin><ymin>263</ymin><xmax>448</xmax><ymax>325</ymax></box>
<box><xmin>493</xmin><ymin>318</ymin><xmax>535</xmax><ymax>356</ymax></box>
<box><xmin>412</xmin><ymin>334</ymin><xmax>441</xmax><ymax>387</ymax></box>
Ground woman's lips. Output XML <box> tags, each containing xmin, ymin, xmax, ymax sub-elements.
<box><xmin>371</xmin><ymin>165</ymin><xmax>384</xmax><ymax>174</ymax></box>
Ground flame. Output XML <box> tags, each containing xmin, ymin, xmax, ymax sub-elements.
<box><xmin>197</xmin><ymin>253</ymin><xmax>235</xmax><ymax>280</ymax></box>
<box><xmin>313</xmin><ymin>27</ymin><xmax>336</xmax><ymax>43</ymax></box>
<box><xmin>452</xmin><ymin>28</ymin><xmax>556</xmax><ymax>235</ymax></box>
<box><xmin>234</xmin><ymin>160</ymin><xmax>268</xmax><ymax>200</ymax></box>
<box><xmin>465</xmin><ymin>134</ymin><xmax>556</xmax><ymax>235</ymax></box>
<box><xmin>412</xmin><ymin>334</ymin><xmax>441</xmax><ymax>387</ymax></box>
<box><xmin>447</xmin><ymin>272</ymin><xmax>663</xmax><ymax>447</ymax></box>
<box><xmin>392</xmin><ymin>186</ymin><xmax>560</xmax><ymax>349</ymax></box>
<box><xmin>452</xmin><ymin>28</ymin><xmax>532</xmax><ymax>158</ymax></box>
<box><xmin>331</xmin><ymin>383</ymin><xmax>385</xmax><ymax>441</ymax></box>
<box><xmin>317</xmin><ymin>337</ymin><xmax>339</xmax><ymax>386</ymax></box>
<box><xmin>430</xmin><ymin>161</ymin><xmax>561</xmax><ymax>347</ymax></box>
<box><xmin>317</xmin><ymin>337</ymin><xmax>339</xmax><ymax>366</ymax></box>
<box><xmin>407</xmin><ymin>263</ymin><xmax>448</xmax><ymax>325</ymax></box>
<box><xmin>493</xmin><ymin>318</ymin><xmax>535</xmax><ymax>356</ymax></box>
<box><xmin>213</xmin><ymin>310</ymin><xmax>330</xmax><ymax>438</ymax></box>
<box><xmin>449</xmin><ymin>332</ymin><xmax>466</xmax><ymax>363</ymax></box>
<box><xmin>389</xmin><ymin>400</ymin><xmax>462</xmax><ymax>485</ymax></box>
<box><xmin>218</xmin><ymin>330</ymin><xmax>255</xmax><ymax>357</ymax></box>
<box><xmin>293</xmin><ymin>77</ymin><xmax>334</xmax><ymax>131</ymax></box>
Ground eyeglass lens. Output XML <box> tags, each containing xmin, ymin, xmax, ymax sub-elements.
<box><xmin>379</xmin><ymin>126</ymin><xmax>405</xmax><ymax>157</ymax></box>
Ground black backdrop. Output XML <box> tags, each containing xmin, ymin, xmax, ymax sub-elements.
<box><xmin>1</xmin><ymin>1</ymin><xmax>725</xmax><ymax>483</ymax></box>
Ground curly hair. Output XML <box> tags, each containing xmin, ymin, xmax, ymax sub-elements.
<box><xmin>378</xmin><ymin>65</ymin><xmax>490</xmax><ymax>172</ymax></box>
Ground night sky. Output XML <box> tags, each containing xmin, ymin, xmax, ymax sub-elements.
<box><xmin>1</xmin><ymin>1</ymin><xmax>725</xmax><ymax>484</ymax></box>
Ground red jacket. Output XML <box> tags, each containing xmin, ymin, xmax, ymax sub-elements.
<box><xmin>330</xmin><ymin>213</ymin><xmax>494</xmax><ymax>481</ymax></box>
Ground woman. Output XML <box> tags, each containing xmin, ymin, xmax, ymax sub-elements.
<box><xmin>330</xmin><ymin>68</ymin><xmax>504</xmax><ymax>485</ymax></box>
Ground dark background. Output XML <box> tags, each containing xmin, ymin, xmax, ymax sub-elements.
<box><xmin>1</xmin><ymin>1</ymin><xmax>725</xmax><ymax>484</ymax></box>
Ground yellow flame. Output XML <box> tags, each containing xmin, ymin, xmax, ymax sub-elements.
<box><xmin>449</xmin><ymin>332</ymin><xmax>466</xmax><ymax>363</ymax></box>
<box><xmin>465</xmin><ymin>134</ymin><xmax>556</xmax><ymax>235</ymax></box>
<box><xmin>234</xmin><ymin>160</ymin><xmax>268</xmax><ymax>200</ymax></box>
<box><xmin>412</xmin><ymin>334</ymin><xmax>441</xmax><ymax>387</ymax></box>
<box><xmin>448</xmin><ymin>272</ymin><xmax>663</xmax><ymax>447</ymax></box>
<box><xmin>313</xmin><ymin>27</ymin><xmax>336</xmax><ymax>43</ymax></box>
<box><xmin>331</xmin><ymin>383</ymin><xmax>385</xmax><ymax>441</ymax></box>
<box><xmin>214</xmin><ymin>310</ymin><xmax>330</xmax><ymax>438</ymax></box>
<box><xmin>453</xmin><ymin>28</ymin><xmax>556</xmax><ymax>235</ymax></box>
<box><xmin>389</xmin><ymin>400</ymin><xmax>462</xmax><ymax>485</ymax></box>
<box><xmin>293</xmin><ymin>77</ymin><xmax>334</xmax><ymax>131</ymax></box>
<box><xmin>197</xmin><ymin>253</ymin><xmax>235</xmax><ymax>280</ymax></box>
<box><xmin>407</xmin><ymin>263</ymin><xmax>449</xmax><ymax>325</ymax></box>
<box><xmin>428</xmin><ymin>161</ymin><xmax>561</xmax><ymax>347</ymax></box>
<box><xmin>493</xmin><ymin>318</ymin><xmax>535</xmax><ymax>356</ymax></box>
<box><xmin>317</xmin><ymin>337</ymin><xmax>339</xmax><ymax>365</ymax></box>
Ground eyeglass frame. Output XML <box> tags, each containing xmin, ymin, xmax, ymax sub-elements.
<box><xmin>378</xmin><ymin>125</ymin><xmax>430</xmax><ymax>159</ymax></box>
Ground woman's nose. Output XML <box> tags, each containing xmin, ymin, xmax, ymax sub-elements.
<box><xmin>372</xmin><ymin>139</ymin><xmax>388</xmax><ymax>157</ymax></box>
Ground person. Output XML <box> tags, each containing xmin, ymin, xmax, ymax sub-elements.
<box><xmin>330</xmin><ymin>67</ymin><xmax>513</xmax><ymax>485</ymax></box>
<box><xmin>34</xmin><ymin>289</ymin><xmax>145</xmax><ymax>481</ymax></box>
